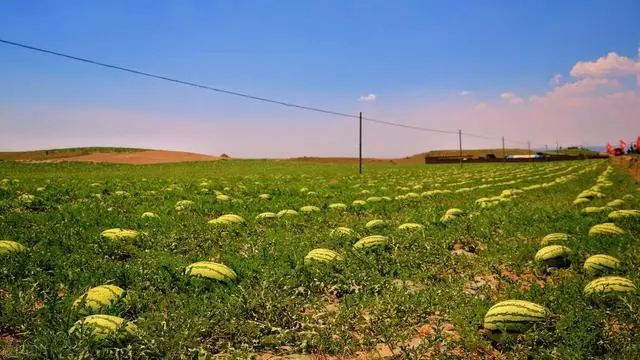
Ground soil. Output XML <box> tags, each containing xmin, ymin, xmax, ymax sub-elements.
<box><xmin>61</xmin><ymin>150</ymin><xmax>220</xmax><ymax>165</ymax></box>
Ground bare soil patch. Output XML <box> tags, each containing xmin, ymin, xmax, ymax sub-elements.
<box><xmin>612</xmin><ymin>155</ymin><xmax>640</xmax><ymax>182</ymax></box>
<box><xmin>63</xmin><ymin>150</ymin><xmax>220</xmax><ymax>165</ymax></box>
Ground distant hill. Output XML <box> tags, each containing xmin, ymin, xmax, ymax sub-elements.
<box><xmin>0</xmin><ymin>147</ymin><xmax>221</xmax><ymax>164</ymax></box>
<box><xmin>0</xmin><ymin>147</ymin><xmax>145</xmax><ymax>161</ymax></box>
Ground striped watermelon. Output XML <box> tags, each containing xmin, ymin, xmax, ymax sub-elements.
<box><xmin>351</xmin><ymin>200</ymin><xmax>367</xmax><ymax>206</ymax></box>
<box><xmin>277</xmin><ymin>209</ymin><xmax>299</xmax><ymax>217</ymax></box>
<box><xmin>258</xmin><ymin>194</ymin><xmax>272</xmax><ymax>200</ymax></box>
<box><xmin>535</xmin><ymin>245</ymin><xmax>571</xmax><ymax>267</ymax></box>
<box><xmin>69</xmin><ymin>314</ymin><xmax>137</xmax><ymax>340</ymax></box>
<box><xmin>397</xmin><ymin>223</ymin><xmax>424</xmax><ymax>230</ymax></box>
<box><xmin>589</xmin><ymin>223</ymin><xmax>625</xmax><ymax>236</ymax></box>
<box><xmin>608</xmin><ymin>209</ymin><xmax>640</xmax><ymax>220</ymax></box>
<box><xmin>583</xmin><ymin>255</ymin><xmax>621</xmax><ymax>275</ymax></box>
<box><xmin>483</xmin><ymin>300</ymin><xmax>549</xmax><ymax>332</ymax></box>
<box><xmin>141</xmin><ymin>212</ymin><xmax>158</xmax><ymax>219</ymax></box>
<box><xmin>330</xmin><ymin>227</ymin><xmax>356</xmax><ymax>238</ymax></box>
<box><xmin>366</xmin><ymin>196</ymin><xmax>383</xmax><ymax>203</ymax></box>
<box><xmin>573</xmin><ymin>198</ymin><xmax>590</xmax><ymax>205</ymax></box>
<box><xmin>606</xmin><ymin>199</ymin><xmax>625</xmax><ymax>208</ymax></box>
<box><xmin>328</xmin><ymin>203</ymin><xmax>347</xmax><ymax>210</ymax></box>
<box><xmin>216</xmin><ymin>194</ymin><xmax>231</xmax><ymax>201</ymax></box>
<box><xmin>100</xmin><ymin>228</ymin><xmax>140</xmax><ymax>241</ymax></box>
<box><xmin>584</xmin><ymin>276</ymin><xmax>636</xmax><ymax>296</ymax></box>
<box><xmin>0</xmin><ymin>240</ymin><xmax>26</xmax><ymax>254</ymax></box>
<box><xmin>581</xmin><ymin>206</ymin><xmax>610</xmax><ymax>214</ymax></box>
<box><xmin>217</xmin><ymin>214</ymin><xmax>245</xmax><ymax>224</ymax></box>
<box><xmin>440</xmin><ymin>214</ymin><xmax>457</xmax><ymax>223</ymax></box>
<box><xmin>577</xmin><ymin>190</ymin><xmax>604</xmax><ymax>199</ymax></box>
<box><xmin>299</xmin><ymin>205</ymin><xmax>320</xmax><ymax>213</ymax></box>
<box><xmin>445</xmin><ymin>208</ymin><xmax>464</xmax><ymax>216</ymax></box>
<box><xmin>541</xmin><ymin>233</ymin><xmax>568</xmax><ymax>246</ymax></box>
<box><xmin>72</xmin><ymin>285</ymin><xmax>125</xmax><ymax>313</ymax></box>
<box><xmin>354</xmin><ymin>235</ymin><xmax>389</xmax><ymax>249</ymax></box>
<box><xmin>175</xmin><ymin>200</ymin><xmax>195</xmax><ymax>210</ymax></box>
<box><xmin>184</xmin><ymin>261</ymin><xmax>237</xmax><ymax>282</ymax></box>
<box><xmin>255</xmin><ymin>212</ymin><xmax>278</xmax><ymax>220</ymax></box>
<box><xmin>365</xmin><ymin>219</ymin><xmax>387</xmax><ymax>229</ymax></box>
<box><xmin>304</xmin><ymin>248</ymin><xmax>344</xmax><ymax>264</ymax></box>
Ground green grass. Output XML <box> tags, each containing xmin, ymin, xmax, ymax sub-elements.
<box><xmin>1</xmin><ymin>159</ymin><xmax>639</xmax><ymax>358</ymax></box>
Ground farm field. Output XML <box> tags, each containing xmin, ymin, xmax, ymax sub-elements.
<box><xmin>1</xmin><ymin>159</ymin><xmax>639</xmax><ymax>359</ymax></box>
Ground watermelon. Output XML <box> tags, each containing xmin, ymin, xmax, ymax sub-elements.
<box><xmin>0</xmin><ymin>240</ymin><xmax>27</xmax><ymax>254</ymax></box>
<box><xmin>258</xmin><ymin>194</ymin><xmax>272</xmax><ymax>200</ymax></box>
<box><xmin>72</xmin><ymin>285</ymin><xmax>125</xmax><ymax>313</ymax></box>
<box><xmin>277</xmin><ymin>209</ymin><xmax>299</xmax><ymax>217</ymax></box>
<box><xmin>100</xmin><ymin>229</ymin><xmax>140</xmax><ymax>241</ymax></box>
<box><xmin>584</xmin><ymin>276</ymin><xmax>636</xmax><ymax>296</ymax></box>
<box><xmin>608</xmin><ymin>209</ymin><xmax>640</xmax><ymax>220</ymax></box>
<box><xmin>217</xmin><ymin>214</ymin><xmax>245</xmax><ymax>224</ymax></box>
<box><xmin>330</xmin><ymin>227</ymin><xmax>356</xmax><ymax>238</ymax></box>
<box><xmin>541</xmin><ymin>233</ymin><xmax>568</xmax><ymax>246</ymax></box>
<box><xmin>397</xmin><ymin>223</ymin><xmax>424</xmax><ymax>230</ymax></box>
<box><xmin>299</xmin><ymin>205</ymin><xmax>321</xmax><ymax>213</ymax></box>
<box><xmin>535</xmin><ymin>245</ymin><xmax>571</xmax><ymax>267</ymax></box>
<box><xmin>304</xmin><ymin>248</ymin><xmax>344</xmax><ymax>264</ymax></box>
<box><xmin>606</xmin><ymin>199</ymin><xmax>625</xmax><ymax>208</ymax></box>
<box><xmin>141</xmin><ymin>212</ymin><xmax>158</xmax><ymax>219</ymax></box>
<box><xmin>589</xmin><ymin>223</ymin><xmax>625</xmax><ymax>236</ymax></box>
<box><xmin>483</xmin><ymin>300</ymin><xmax>549</xmax><ymax>332</ymax></box>
<box><xmin>328</xmin><ymin>203</ymin><xmax>347</xmax><ymax>210</ymax></box>
<box><xmin>445</xmin><ymin>208</ymin><xmax>464</xmax><ymax>216</ymax></box>
<box><xmin>583</xmin><ymin>254</ymin><xmax>621</xmax><ymax>275</ymax></box>
<box><xmin>365</xmin><ymin>219</ymin><xmax>387</xmax><ymax>229</ymax></box>
<box><xmin>256</xmin><ymin>212</ymin><xmax>278</xmax><ymax>220</ymax></box>
<box><xmin>69</xmin><ymin>315</ymin><xmax>137</xmax><ymax>340</ymax></box>
<box><xmin>184</xmin><ymin>261</ymin><xmax>237</xmax><ymax>282</ymax></box>
<box><xmin>354</xmin><ymin>235</ymin><xmax>389</xmax><ymax>249</ymax></box>
<box><xmin>573</xmin><ymin>198</ymin><xmax>590</xmax><ymax>205</ymax></box>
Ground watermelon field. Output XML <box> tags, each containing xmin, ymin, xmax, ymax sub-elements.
<box><xmin>1</xmin><ymin>159</ymin><xmax>639</xmax><ymax>359</ymax></box>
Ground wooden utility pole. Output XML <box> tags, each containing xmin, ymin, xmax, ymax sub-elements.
<box><xmin>502</xmin><ymin>136</ymin><xmax>505</xmax><ymax>160</ymax></box>
<box><xmin>359</xmin><ymin>112</ymin><xmax>362</xmax><ymax>175</ymax></box>
<box><xmin>458</xmin><ymin>129</ymin><xmax>463</xmax><ymax>168</ymax></box>
<box><xmin>528</xmin><ymin>141</ymin><xmax>532</xmax><ymax>164</ymax></box>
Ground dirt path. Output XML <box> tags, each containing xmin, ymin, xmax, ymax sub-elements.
<box><xmin>612</xmin><ymin>155</ymin><xmax>640</xmax><ymax>183</ymax></box>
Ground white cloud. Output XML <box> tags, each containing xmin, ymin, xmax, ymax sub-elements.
<box><xmin>571</xmin><ymin>52</ymin><xmax>637</xmax><ymax>78</ymax></box>
<box><xmin>550</xmin><ymin>74</ymin><xmax>563</xmax><ymax>86</ymax></box>
<box><xmin>358</xmin><ymin>94</ymin><xmax>377</xmax><ymax>102</ymax></box>
<box><xmin>459</xmin><ymin>90</ymin><xmax>470</xmax><ymax>96</ymax></box>
<box><xmin>500</xmin><ymin>92</ymin><xmax>524</xmax><ymax>104</ymax></box>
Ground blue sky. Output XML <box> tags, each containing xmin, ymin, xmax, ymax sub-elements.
<box><xmin>1</xmin><ymin>1</ymin><xmax>639</xmax><ymax>157</ymax></box>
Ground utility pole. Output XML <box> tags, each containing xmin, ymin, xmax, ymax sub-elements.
<box><xmin>556</xmin><ymin>141</ymin><xmax>559</xmax><ymax>155</ymax></box>
<box><xmin>502</xmin><ymin>136</ymin><xmax>505</xmax><ymax>160</ymax></box>
<box><xmin>528</xmin><ymin>141</ymin><xmax>532</xmax><ymax>164</ymax></box>
<box><xmin>359</xmin><ymin>112</ymin><xmax>362</xmax><ymax>175</ymax></box>
<box><xmin>458</xmin><ymin>129</ymin><xmax>463</xmax><ymax>168</ymax></box>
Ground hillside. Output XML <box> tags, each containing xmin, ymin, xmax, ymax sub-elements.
<box><xmin>0</xmin><ymin>147</ymin><xmax>145</xmax><ymax>161</ymax></box>
<box><xmin>0</xmin><ymin>147</ymin><xmax>221</xmax><ymax>164</ymax></box>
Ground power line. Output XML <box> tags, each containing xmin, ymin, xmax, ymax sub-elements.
<box><xmin>0</xmin><ymin>38</ymin><xmax>530</xmax><ymax>143</ymax></box>
<box><xmin>0</xmin><ymin>38</ymin><xmax>460</xmax><ymax>135</ymax></box>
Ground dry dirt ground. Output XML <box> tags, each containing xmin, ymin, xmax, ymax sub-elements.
<box><xmin>60</xmin><ymin>150</ymin><xmax>220</xmax><ymax>165</ymax></box>
<box><xmin>612</xmin><ymin>155</ymin><xmax>640</xmax><ymax>182</ymax></box>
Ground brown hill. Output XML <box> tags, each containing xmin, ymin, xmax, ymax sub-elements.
<box><xmin>0</xmin><ymin>147</ymin><xmax>220</xmax><ymax>165</ymax></box>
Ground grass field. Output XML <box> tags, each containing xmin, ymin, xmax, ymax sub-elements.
<box><xmin>1</xmin><ymin>159</ymin><xmax>639</xmax><ymax>359</ymax></box>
